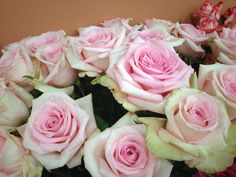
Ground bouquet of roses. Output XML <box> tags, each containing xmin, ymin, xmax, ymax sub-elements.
<box><xmin>0</xmin><ymin>0</ymin><xmax>236</xmax><ymax>177</ymax></box>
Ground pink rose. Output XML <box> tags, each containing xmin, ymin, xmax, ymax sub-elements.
<box><xmin>84</xmin><ymin>113</ymin><xmax>173</xmax><ymax>177</ymax></box>
<box><xmin>108</xmin><ymin>40</ymin><xmax>193</xmax><ymax>113</ymax></box>
<box><xmin>140</xmin><ymin>88</ymin><xmax>234</xmax><ymax>173</ymax></box>
<box><xmin>135</xmin><ymin>27</ymin><xmax>185</xmax><ymax>47</ymax></box>
<box><xmin>223</xmin><ymin>7</ymin><xmax>236</xmax><ymax>29</ymax></box>
<box><xmin>23</xmin><ymin>92</ymin><xmax>97</xmax><ymax>170</ymax></box>
<box><xmin>66</xmin><ymin>26</ymin><xmax>126</xmax><ymax>73</ymax></box>
<box><xmin>199</xmin><ymin>63</ymin><xmax>236</xmax><ymax>121</ymax></box>
<box><xmin>25</xmin><ymin>30</ymin><xmax>66</xmax><ymax>56</ymax></box>
<box><xmin>144</xmin><ymin>18</ymin><xmax>175</xmax><ymax>33</ymax></box>
<box><xmin>209</xmin><ymin>1</ymin><xmax>223</xmax><ymax>21</ymax></box>
<box><xmin>0</xmin><ymin>79</ymin><xmax>32</xmax><ymax>127</ymax></box>
<box><xmin>0</xmin><ymin>128</ymin><xmax>42</xmax><ymax>177</ymax></box>
<box><xmin>210</xmin><ymin>28</ymin><xmax>236</xmax><ymax>64</ymax></box>
<box><xmin>25</xmin><ymin>30</ymin><xmax>77</xmax><ymax>87</ymax></box>
<box><xmin>174</xmin><ymin>23</ymin><xmax>212</xmax><ymax>56</ymax></box>
<box><xmin>0</xmin><ymin>46</ymin><xmax>33</xmax><ymax>86</ymax></box>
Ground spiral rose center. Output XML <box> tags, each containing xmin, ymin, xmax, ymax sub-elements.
<box><xmin>120</xmin><ymin>145</ymin><xmax>139</xmax><ymax>165</ymax></box>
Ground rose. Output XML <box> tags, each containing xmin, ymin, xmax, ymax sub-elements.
<box><xmin>66</xmin><ymin>26</ymin><xmax>126</xmax><ymax>74</ymax></box>
<box><xmin>191</xmin><ymin>0</ymin><xmax>223</xmax><ymax>32</ymax></box>
<box><xmin>135</xmin><ymin>27</ymin><xmax>185</xmax><ymax>47</ymax></box>
<box><xmin>210</xmin><ymin>28</ymin><xmax>236</xmax><ymax>64</ymax></box>
<box><xmin>199</xmin><ymin>63</ymin><xmax>236</xmax><ymax>121</ymax></box>
<box><xmin>25</xmin><ymin>30</ymin><xmax>77</xmax><ymax>87</ymax></box>
<box><xmin>106</xmin><ymin>40</ymin><xmax>193</xmax><ymax>113</ymax></box>
<box><xmin>0</xmin><ymin>79</ymin><xmax>32</xmax><ymax>127</ymax></box>
<box><xmin>84</xmin><ymin>113</ymin><xmax>173</xmax><ymax>177</ymax></box>
<box><xmin>0</xmin><ymin>128</ymin><xmax>42</xmax><ymax>177</ymax></box>
<box><xmin>23</xmin><ymin>92</ymin><xmax>97</xmax><ymax>170</ymax></box>
<box><xmin>174</xmin><ymin>23</ymin><xmax>212</xmax><ymax>56</ymax></box>
<box><xmin>24</xmin><ymin>30</ymin><xmax>66</xmax><ymax>56</ymax></box>
<box><xmin>0</xmin><ymin>45</ymin><xmax>33</xmax><ymax>86</ymax></box>
<box><xmin>140</xmin><ymin>88</ymin><xmax>235</xmax><ymax>173</ymax></box>
<box><xmin>223</xmin><ymin>7</ymin><xmax>236</xmax><ymax>29</ymax></box>
<box><xmin>144</xmin><ymin>18</ymin><xmax>175</xmax><ymax>33</ymax></box>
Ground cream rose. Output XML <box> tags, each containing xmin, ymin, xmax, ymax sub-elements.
<box><xmin>106</xmin><ymin>39</ymin><xmax>193</xmax><ymax>113</ymax></box>
<box><xmin>0</xmin><ymin>127</ymin><xmax>42</xmax><ymax>177</ymax></box>
<box><xmin>84</xmin><ymin>113</ymin><xmax>173</xmax><ymax>177</ymax></box>
<box><xmin>0</xmin><ymin>79</ymin><xmax>32</xmax><ymax>127</ymax></box>
<box><xmin>0</xmin><ymin>45</ymin><xmax>33</xmax><ymax>86</ymax></box>
<box><xmin>66</xmin><ymin>26</ymin><xmax>126</xmax><ymax>74</ymax></box>
<box><xmin>140</xmin><ymin>88</ymin><xmax>235</xmax><ymax>173</ymax></box>
<box><xmin>23</xmin><ymin>92</ymin><xmax>97</xmax><ymax>170</ymax></box>
<box><xmin>210</xmin><ymin>28</ymin><xmax>236</xmax><ymax>64</ymax></box>
<box><xmin>199</xmin><ymin>63</ymin><xmax>236</xmax><ymax>121</ymax></box>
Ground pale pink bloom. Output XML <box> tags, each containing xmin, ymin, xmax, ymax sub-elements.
<box><xmin>23</xmin><ymin>92</ymin><xmax>97</xmax><ymax>170</ymax></box>
<box><xmin>84</xmin><ymin>113</ymin><xmax>173</xmax><ymax>177</ymax></box>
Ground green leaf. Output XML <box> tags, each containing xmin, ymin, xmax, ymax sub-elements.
<box><xmin>95</xmin><ymin>114</ymin><xmax>109</xmax><ymax>131</ymax></box>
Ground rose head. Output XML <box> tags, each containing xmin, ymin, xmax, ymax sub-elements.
<box><xmin>0</xmin><ymin>128</ymin><xmax>42</xmax><ymax>177</ymax></box>
<box><xmin>0</xmin><ymin>79</ymin><xmax>32</xmax><ymax>127</ymax></box>
<box><xmin>211</xmin><ymin>28</ymin><xmax>236</xmax><ymax>64</ymax></box>
<box><xmin>24</xmin><ymin>30</ymin><xmax>77</xmax><ymax>87</ymax></box>
<box><xmin>23</xmin><ymin>92</ymin><xmax>97</xmax><ymax>170</ymax></box>
<box><xmin>67</xmin><ymin>26</ymin><xmax>126</xmax><ymax>73</ymax></box>
<box><xmin>110</xmin><ymin>40</ymin><xmax>193</xmax><ymax>113</ymax></box>
<box><xmin>140</xmin><ymin>88</ymin><xmax>236</xmax><ymax>173</ymax></box>
<box><xmin>0</xmin><ymin>47</ymin><xmax>33</xmax><ymax>85</ymax></box>
<box><xmin>223</xmin><ymin>6</ymin><xmax>236</xmax><ymax>29</ymax></box>
<box><xmin>84</xmin><ymin>113</ymin><xmax>173</xmax><ymax>177</ymax></box>
<box><xmin>199</xmin><ymin>63</ymin><xmax>236</xmax><ymax>121</ymax></box>
<box><xmin>174</xmin><ymin>23</ymin><xmax>211</xmax><ymax>56</ymax></box>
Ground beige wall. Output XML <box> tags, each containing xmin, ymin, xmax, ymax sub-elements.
<box><xmin>0</xmin><ymin>0</ymin><xmax>235</xmax><ymax>49</ymax></box>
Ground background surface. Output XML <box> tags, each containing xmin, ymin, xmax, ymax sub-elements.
<box><xmin>0</xmin><ymin>0</ymin><xmax>235</xmax><ymax>49</ymax></box>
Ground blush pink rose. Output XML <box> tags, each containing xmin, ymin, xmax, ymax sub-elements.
<box><xmin>174</xmin><ymin>23</ymin><xmax>212</xmax><ymax>56</ymax></box>
<box><xmin>0</xmin><ymin>79</ymin><xmax>32</xmax><ymax>127</ymax></box>
<box><xmin>25</xmin><ymin>30</ymin><xmax>77</xmax><ymax>87</ymax></box>
<box><xmin>84</xmin><ymin>113</ymin><xmax>173</xmax><ymax>177</ymax></box>
<box><xmin>0</xmin><ymin>46</ymin><xmax>33</xmax><ymax>86</ymax></box>
<box><xmin>211</xmin><ymin>28</ymin><xmax>236</xmax><ymax>64</ymax></box>
<box><xmin>141</xmin><ymin>88</ymin><xmax>234</xmax><ymax>173</ymax></box>
<box><xmin>135</xmin><ymin>27</ymin><xmax>185</xmax><ymax>47</ymax></box>
<box><xmin>223</xmin><ymin>7</ymin><xmax>236</xmax><ymax>29</ymax></box>
<box><xmin>0</xmin><ymin>128</ymin><xmax>42</xmax><ymax>177</ymax></box>
<box><xmin>66</xmin><ymin>26</ymin><xmax>126</xmax><ymax>73</ymax></box>
<box><xmin>23</xmin><ymin>92</ymin><xmax>97</xmax><ymax>170</ymax></box>
<box><xmin>108</xmin><ymin>40</ymin><xmax>193</xmax><ymax>113</ymax></box>
<box><xmin>199</xmin><ymin>63</ymin><xmax>236</xmax><ymax>121</ymax></box>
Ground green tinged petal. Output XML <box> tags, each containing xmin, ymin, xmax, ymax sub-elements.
<box><xmin>138</xmin><ymin>117</ymin><xmax>194</xmax><ymax>161</ymax></box>
<box><xmin>92</xmin><ymin>75</ymin><xmax>139</xmax><ymax>112</ymax></box>
<box><xmin>23</xmin><ymin>155</ymin><xmax>43</xmax><ymax>177</ymax></box>
<box><xmin>185</xmin><ymin>150</ymin><xmax>234</xmax><ymax>174</ymax></box>
<box><xmin>24</xmin><ymin>77</ymin><xmax>74</xmax><ymax>95</ymax></box>
<box><xmin>226</xmin><ymin>123</ymin><xmax>236</xmax><ymax>155</ymax></box>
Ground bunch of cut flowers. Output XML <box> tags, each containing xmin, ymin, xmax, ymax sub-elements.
<box><xmin>0</xmin><ymin>0</ymin><xmax>236</xmax><ymax>177</ymax></box>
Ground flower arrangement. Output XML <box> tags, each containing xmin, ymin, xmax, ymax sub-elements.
<box><xmin>0</xmin><ymin>0</ymin><xmax>236</xmax><ymax>177</ymax></box>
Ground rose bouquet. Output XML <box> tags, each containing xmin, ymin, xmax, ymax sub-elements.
<box><xmin>0</xmin><ymin>0</ymin><xmax>236</xmax><ymax>177</ymax></box>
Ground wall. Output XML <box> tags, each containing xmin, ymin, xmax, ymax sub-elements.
<box><xmin>0</xmin><ymin>0</ymin><xmax>235</xmax><ymax>49</ymax></box>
